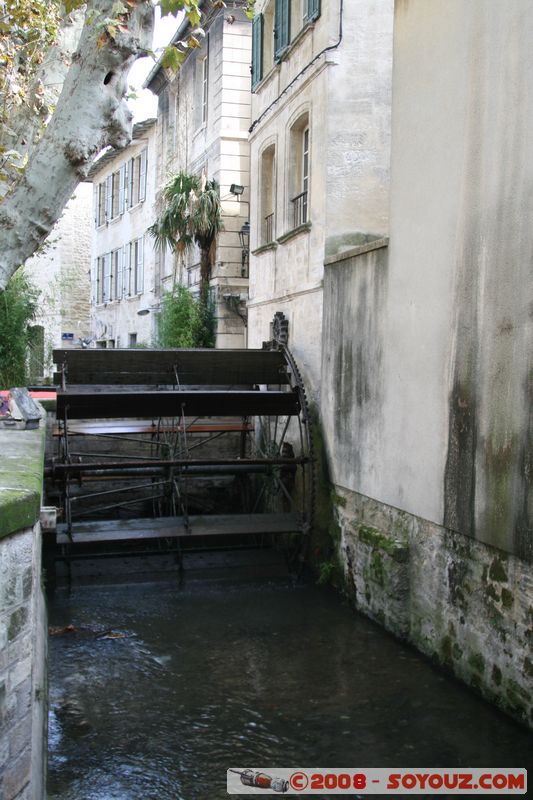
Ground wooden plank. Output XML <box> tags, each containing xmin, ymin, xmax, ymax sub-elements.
<box><xmin>56</xmin><ymin>390</ymin><xmax>300</xmax><ymax>419</ymax></box>
<box><xmin>52</xmin><ymin>348</ymin><xmax>290</xmax><ymax>386</ymax></box>
<box><xmin>55</xmin><ymin>513</ymin><xmax>303</xmax><ymax>544</ymax></box>
<box><xmin>52</xmin><ymin>421</ymin><xmax>253</xmax><ymax>436</ymax></box>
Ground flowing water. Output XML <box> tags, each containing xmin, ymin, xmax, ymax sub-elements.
<box><xmin>47</xmin><ymin>576</ymin><xmax>531</xmax><ymax>799</ymax></box>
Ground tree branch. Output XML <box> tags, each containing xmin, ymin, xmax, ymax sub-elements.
<box><xmin>0</xmin><ymin>0</ymin><xmax>154</xmax><ymax>291</ymax></box>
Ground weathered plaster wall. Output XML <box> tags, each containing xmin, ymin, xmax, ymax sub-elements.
<box><xmin>248</xmin><ymin>0</ymin><xmax>393</xmax><ymax>397</ymax></box>
<box><xmin>0</xmin><ymin>424</ymin><xmax>47</xmax><ymax>798</ymax></box>
<box><xmin>320</xmin><ymin>0</ymin><xmax>532</xmax><ymax>726</ymax></box>
<box><xmin>322</xmin><ymin>0</ymin><xmax>532</xmax><ymax>560</ymax></box>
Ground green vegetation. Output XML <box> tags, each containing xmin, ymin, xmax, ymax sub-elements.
<box><xmin>0</xmin><ymin>270</ymin><xmax>39</xmax><ymax>388</ymax></box>
<box><xmin>150</xmin><ymin>172</ymin><xmax>223</xmax><ymax>295</ymax></box>
<box><xmin>157</xmin><ymin>284</ymin><xmax>215</xmax><ymax>349</ymax></box>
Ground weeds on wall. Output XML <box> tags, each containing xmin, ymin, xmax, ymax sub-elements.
<box><xmin>0</xmin><ymin>270</ymin><xmax>40</xmax><ymax>388</ymax></box>
<box><xmin>157</xmin><ymin>284</ymin><xmax>215</xmax><ymax>348</ymax></box>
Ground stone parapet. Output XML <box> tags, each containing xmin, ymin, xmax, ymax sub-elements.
<box><xmin>0</xmin><ymin>423</ymin><xmax>47</xmax><ymax>799</ymax></box>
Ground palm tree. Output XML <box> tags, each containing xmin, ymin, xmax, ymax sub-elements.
<box><xmin>149</xmin><ymin>171</ymin><xmax>223</xmax><ymax>295</ymax></box>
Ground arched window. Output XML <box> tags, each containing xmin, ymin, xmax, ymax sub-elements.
<box><xmin>261</xmin><ymin>144</ymin><xmax>276</xmax><ymax>244</ymax></box>
<box><xmin>288</xmin><ymin>112</ymin><xmax>310</xmax><ymax>228</ymax></box>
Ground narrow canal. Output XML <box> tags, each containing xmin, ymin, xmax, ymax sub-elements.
<box><xmin>47</xmin><ymin>576</ymin><xmax>531</xmax><ymax>799</ymax></box>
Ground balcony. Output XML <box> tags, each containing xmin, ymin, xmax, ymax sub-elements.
<box><xmin>292</xmin><ymin>191</ymin><xmax>308</xmax><ymax>228</ymax></box>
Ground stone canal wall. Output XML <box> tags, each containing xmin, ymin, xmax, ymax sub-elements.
<box><xmin>0</xmin><ymin>423</ymin><xmax>47</xmax><ymax>799</ymax></box>
<box><xmin>331</xmin><ymin>487</ymin><xmax>532</xmax><ymax>728</ymax></box>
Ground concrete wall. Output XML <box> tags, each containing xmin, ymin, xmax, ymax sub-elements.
<box><xmin>248</xmin><ymin>0</ymin><xmax>393</xmax><ymax>394</ymax></box>
<box><xmin>321</xmin><ymin>0</ymin><xmax>532</xmax><ymax>726</ymax></box>
<box><xmin>0</xmin><ymin>424</ymin><xmax>47</xmax><ymax>798</ymax></box>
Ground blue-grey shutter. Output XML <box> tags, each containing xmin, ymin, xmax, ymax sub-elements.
<box><xmin>274</xmin><ymin>0</ymin><xmax>290</xmax><ymax>62</ymax></box>
<box><xmin>304</xmin><ymin>0</ymin><xmax>320</xmax><ymax>23</ymax></box>
<box><xmin>251</xmin><ymin>14</ymin><xmax>263</xmax><ymax>91</ymax></box>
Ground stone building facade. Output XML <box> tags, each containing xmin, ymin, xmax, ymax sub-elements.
<box><xmin>87</xmin><ymin>118</ymin><xmax>158</xmax><ymax>348</ymax></box>
<box><xmin>247</xmin><ymin>0</ymin><xmax>394</xmax><ymax>391</ymax></box>
<box><xmin>24</xmin><ymin>185</ymin><xmax>92</xmax><ymax>378</ymax></box>
<box><xmin>321</xmin><ymin>0</ymin><xmax>533</xmax><ymax>726</ymax></box>
<box><xmin>145</xmin><ymin>1</ymin><xmax>251</xmax><ymax>348</ymax></box>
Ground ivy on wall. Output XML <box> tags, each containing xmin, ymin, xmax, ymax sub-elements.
<box><xmin>0</xmin><ymin>270</ymin><xmax>39</xmax><ymax>388</ymax></box>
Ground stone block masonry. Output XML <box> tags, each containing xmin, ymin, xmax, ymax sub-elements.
<box><xmin>0</xmin><ymin>423</ymin><xmax>47</xmax><ymax>799</ymax></box>
<box><xmin>333</xmin><ymin>487</ymin><xmax>533</xmax><ymax>730</ymax></box>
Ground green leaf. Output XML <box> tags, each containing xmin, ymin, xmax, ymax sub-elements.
<box><xmin>161</xmin><ymin>45</ymin><xmax>186</xmax><ymax>71</ymax></box>
<box><xmin>64</xmin><ymin>0</ymin><xmax>86</xmax><ymax>14</ymax></box>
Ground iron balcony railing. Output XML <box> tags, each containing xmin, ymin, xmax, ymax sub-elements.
<box><xmin>292</xmin><ymin>191</ymin><xmax>308</xmax><ymax>228</ymax></box>
<box><xmin>264</xmin><ymin>212</ymin><xmax>274</xmax><ymax>244</ymax></box>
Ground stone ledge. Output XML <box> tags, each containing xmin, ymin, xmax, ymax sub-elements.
<box><xmin>252</xmin><ymin>242</ymin><xmax>278</xmax><ymax>256</ymax></box>
<box><xmin>277</xmin><ymin>222</ymin><xmax>312</xmax><ymax>244</ymax></box>
<box><xmin>0</xmin><ymin>423</ymin><xmax>46</xmax><ymax>540</ymax></box>
<box><xmin>324</xmin><ymin>236</ymin><xmax>389</xmax><ymax>266</ymax></box>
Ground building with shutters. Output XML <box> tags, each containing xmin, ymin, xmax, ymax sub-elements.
<box><xmin>87</xmin><ymin>118</ymin><xmax>158</xmax><ymax>348</ymax></box>
<box><xmin>247</xmin><ymin>0</ymin><xmax>394</xmax><ymax>392</ymax></box>
<box><xmin>144</xmin><ymin>2</ymin><xmax>252</xmax><ymax>348</ymax></box>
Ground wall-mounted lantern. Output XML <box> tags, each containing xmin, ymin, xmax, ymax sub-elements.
<box><xmin>239</xmin><ymin>221</ymin><xmax>250</xmax><ymax>277</ymax></box>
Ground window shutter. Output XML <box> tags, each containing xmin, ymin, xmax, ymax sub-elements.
<box><xmin>96</xmin><ymin>257</ymin><xmax>102</xmax><ymax>304</ymax></box>
<box><xmin>274</xmin><ymin>0</ymin><xmax>290</xmax><ymax>62</ymax></box>
<box><xmin>93</xmin><ymin>187</ymin><xmax>98</xmax><ymax>226</ymax></box>
<box><xmin>91</xmin><ymin>261</ymin><xmax>97</xmax><ymax>304</ymax></box>
<box><xmin>105</xmin><ymin>175</ymin><xmax>112</xmax><ymax>221</ymax></box>
<box><xmin>251</xmin><ymin>14</ymin><xmax>264</xmax><ymax>91</ymax></box>
<box><xmin>128</xmin><ymin>158</ymin><xmax>134</xmax><ymax>208</ymax></box>
<box><xmin>103</xmin><ymin>253</ymin><xmax>111</xmax><ymax>302</ymax></box>
<box><xmin>119</xmin><ymin>164</ymin><xmax>126</xmax><ymax>214</ymax></box>
<box><xmin>139</xmin><ymin>150</ymin><xmax>147</xmax><ymax>202</ymax></box>
<box><xmin>136</xmin><ymin>237</ymin><xmax>144</xmax><ymax>294</ymax></box>
<box><xmin>304</xmin><ymin>0</ymin><xmax>320</xmax><ymax>23</ymax></box>
<box><xmin>116</xmin><ymin>249</ymin><xmax>123</xmax><ymax>300</ymax></box>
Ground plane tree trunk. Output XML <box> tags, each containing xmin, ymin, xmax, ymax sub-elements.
<box><xmin>0</xmin><ymin>0</ymin><xmax>154</xmax><ymax>291</ymax></box>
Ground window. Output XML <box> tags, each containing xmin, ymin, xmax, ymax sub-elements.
<box><xmin>129</xmin><ymin>333</ymin><xmax>137</xmax><ymax>348</ymax></box>
<box><xmin>201</xmin><ymin>55</ymin><xmax>208</xmax><ymax>124</ymax></box>
<box><xmin>96</xmin><ymin>181</ymin><xmax>106</xmax><ymax>226</ymax></box>
<box><xmin>289</xmin><ymin>113</ymin><xmax>310</xmax><ymax>228</ymax></box>
<box><xmin>251</xmin><ymin>0</ymin><xmax>321</xmax><ymax>89</ymax></box>
<box><xmin>261</xmin><ymin>144</ymin><xmax>276</xmax><ymax>244</ymax></box>
<box><xmin>128</xmin><ymin>148</ymin><xmax>147</xmax><ymax>207</ymax></box>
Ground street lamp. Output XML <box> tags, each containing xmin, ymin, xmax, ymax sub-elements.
<box><xmin>239</xmin><ymin>221</ymin><xmax>250</xmax><ymax>277</ymax></box>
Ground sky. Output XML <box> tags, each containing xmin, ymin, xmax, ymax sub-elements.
<box><xmin>127</xmin><ymin>7</ymin><xmax>183</xmax><ymax>122</ymax></box>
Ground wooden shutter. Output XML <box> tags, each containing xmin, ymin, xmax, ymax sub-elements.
<box><xmin>105</xmin><ymin>175</ymin><xmax>113</xmax><ymax>221</ymax></box>
<box><xmin>274</xmin><ymin>0</ymin><xmax>290</xmax><ymax>63</ymax></box>
<box><xmin>128</xmin><ymin>158</ymin><xmax>134</xmax><ymax>207</ymax></box>
<box><xmin>135</xmin><ymin>237</ymin><xmax>144</xmax><ymax>294</ymax></box>
<box><xmin>304</xmin><ymin>0</ymin><xmax>320</xmax><ymax>23</ymax></box>
<box><xmin>139</xmin><ymin>149</ymin><xmax>147</xmax><ymax>202</ymax></box>
<box><xmin>251</xmin><ymin>14</ymin><xmax>264</xmax><ymax>91</ymax></box>
<box><xmin>119</xmin><ymin>163</ymin><xmax>126</xmax><ymax>214</ymax></box>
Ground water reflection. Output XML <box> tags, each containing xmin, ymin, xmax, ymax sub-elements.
<box><xmin>47</xmin><ymin>580</ymin><xmax>531</xmax><ymax>799</ymax></box>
